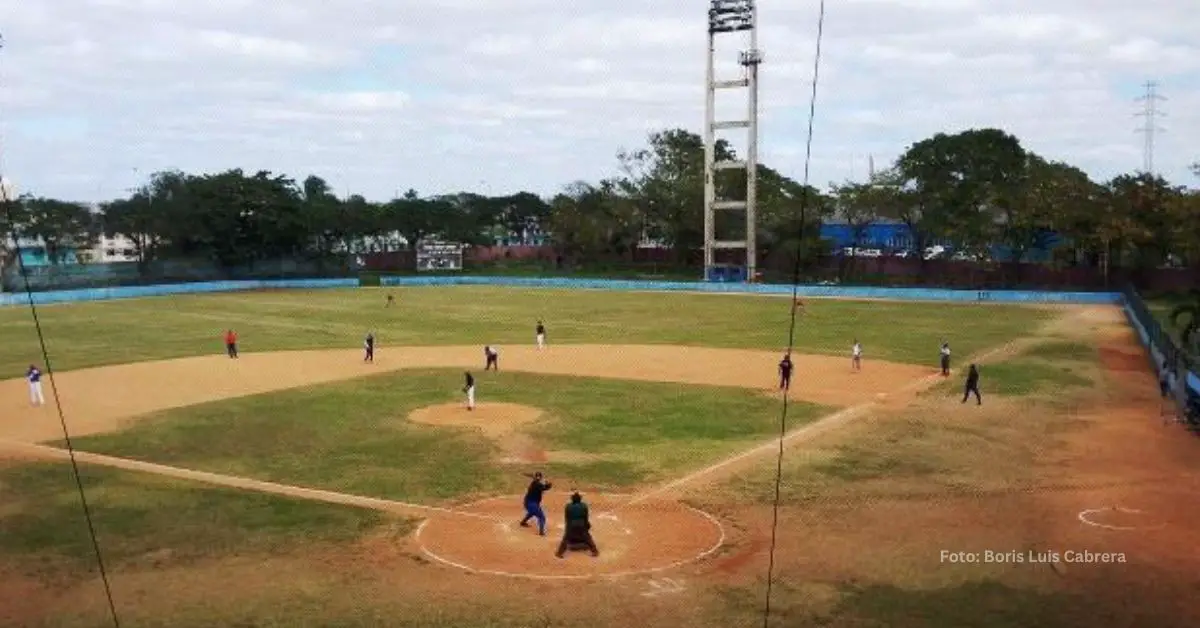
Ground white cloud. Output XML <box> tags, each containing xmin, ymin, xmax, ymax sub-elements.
<box><xmin>0</xmin><ymin>0</ymin><xmax>1196</xmax><ymax>201</ymax></box>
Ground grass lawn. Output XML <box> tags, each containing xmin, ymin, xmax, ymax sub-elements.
<box><xmin>66</xmin><ymin>370</ymin><xmax>827</xmax><ymax>501</ymax></box>
<box><xmin>0</xmin><ymin>462</ymin><xmax>400</xmax><ymax>579</ymax></box>
<box><xmin>731</xmin><ymin>337</ymin><xmax>1100</xmax><ymax>505</ymax></box>
<box><xmin>712</xmin><ymin>578</ymin><xmax>1103</xmax><ymax>628</ymax></box>
<box><xmin>0</xmin><ymin>286</ymin><xmax>1054</xmax><ymax>374</ymax></box>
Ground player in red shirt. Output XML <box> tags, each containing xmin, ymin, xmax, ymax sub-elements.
<box><xmin>225</xmin><ymin>329</ymin><xmax>238</xmax><ymax>359</ymax></box>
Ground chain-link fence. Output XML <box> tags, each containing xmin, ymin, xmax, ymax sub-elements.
<box><xmin>1123</xmin><ymin>284</ymin><xmax>1199</xmax><ymax>424</ymax></box>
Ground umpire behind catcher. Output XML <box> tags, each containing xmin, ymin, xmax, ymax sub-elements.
<box><xmin>555</xmin><ymin>491</ymin><xmax>600</xmax><ymax>558</ymax></box>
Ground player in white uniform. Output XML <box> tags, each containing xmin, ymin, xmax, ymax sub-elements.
<box><xmin>852</xmin><ymin>340</ymin><xmax>862</xmax><ymax>371</ymax></box>
<box><xmin>27</xmin><ymin>365</ymin><xmax>45</xmax><ymax>406</ymax></box>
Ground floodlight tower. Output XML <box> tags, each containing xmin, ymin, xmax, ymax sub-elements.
<box><xmin>704</xmin><ymin>0</ymin><xmax>762</xmax><ymax>282</ymax></box>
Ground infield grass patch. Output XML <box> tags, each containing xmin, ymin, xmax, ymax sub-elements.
<box><xmin>0</xmin><ymin>286</ymin><xmax>1052</xmax><ymax>373</ymax></box>
<box><xmin>67</xmin><ymin>370</ymin><xmax>826</xmax><ymax>500</ymax></box>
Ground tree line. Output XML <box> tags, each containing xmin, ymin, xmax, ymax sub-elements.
<box><xmin>1</xmin><ymin>127</ymin><xmax>1198</xmax><ymax>275</ymax></box>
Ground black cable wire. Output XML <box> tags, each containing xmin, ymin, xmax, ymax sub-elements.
<box><xmin>760</xmin><ymin>1</ymin><xmax>827</xmax><ymax>625</ymax></box>
<box><xmin>3</xmin><ymin>207</ymin><xmax>122</xmax><ymax>628</ymax></box>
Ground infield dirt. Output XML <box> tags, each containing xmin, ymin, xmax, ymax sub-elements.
<box><xmin>1</xmin><ymin>306</ymin><xmax>1197</xmax><ymax>626</ymax></box>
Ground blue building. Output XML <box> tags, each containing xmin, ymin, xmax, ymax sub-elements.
<box><xmin>819</xmin><ymin>219</ymin><xmax>951</xmax><ymax>252</ymax></box>
<box><xmin>818</xmin><ymin>219</ymin><xmax>1065</xmax><ymax>262</ymax></box>
<box><xmin>10</xmin><ymin>238</ymin><xmax>81</xmax><ymax>267</ymax></box>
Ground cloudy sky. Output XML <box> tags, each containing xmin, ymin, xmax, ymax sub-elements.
<box><xmin>0</xmin><ymin>0</ymin><xmax>1197</xmax><ymax>203</ymax></box>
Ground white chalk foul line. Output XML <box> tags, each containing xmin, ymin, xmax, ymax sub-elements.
<box><xmin>623</xmin><ymin>339</ymin><xmax>1026</xmax><ymax>507</ymax></box>
<box><xmin>1</xmin><ymin>441</ymin><xmax>500</xmax><ymax>522</ymax></box>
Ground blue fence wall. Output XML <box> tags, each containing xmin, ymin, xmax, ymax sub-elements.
<box><xmin>0</xmin><ymin>276</ymin><xmax>1123</xmax><ymax>306</ymax></box>
<box><xmin>376</xmin><ymin>276</ymin><xmax>1123</xmax><ymax>304</ymax></box>
<box><xmin>0</xmin><ymin>275</ymin><xmax>1125</xmax><ymax>307</ymax></box>
<box><xmin>1121</xmin><ymin>291</ymin><xmax>1200</xmax><ymax>403</ymax></box>
<box><xmin>0</xmin><ymin>278</ymin><xmax>357</xmax><ymax>306</ymax></box>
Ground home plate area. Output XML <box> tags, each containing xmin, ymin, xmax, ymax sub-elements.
<box><xmin>414</xmin><ymin>494</ymin><xmax>725</xmax><ymax>578</ymax></box>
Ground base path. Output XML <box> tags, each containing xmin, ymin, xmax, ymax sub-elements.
<box><xmin>0</xmin><ymin>344</ymin><xmax>927</xmax><ymax>443</ymax></box>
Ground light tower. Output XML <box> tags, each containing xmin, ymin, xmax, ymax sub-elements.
<box><xmin>704</xmin><ymin>0</ymin><xmax>762</xmax><ymax>282</ymax></box>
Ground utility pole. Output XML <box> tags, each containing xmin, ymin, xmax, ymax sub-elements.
<box><xmin>1134</xmin><ymin>81</ymin><xmax>1166</xmax><ymax>176</ymax></box>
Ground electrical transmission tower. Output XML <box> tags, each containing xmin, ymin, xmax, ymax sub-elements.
<box><xmin>1134</xmin><ymin>81</ymin><xmax>1166</xmax><ymax>176</ymax></box>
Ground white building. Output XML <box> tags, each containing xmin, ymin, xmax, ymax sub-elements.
<box><xmin>90</xmin><ymin>233</ymin><xmax>141</xmax><ymax>263</ymax></box>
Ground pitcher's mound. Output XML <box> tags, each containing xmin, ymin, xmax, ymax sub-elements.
<box><xmin>407</xmin><ymin>402</ymin><xmax>543</xmax><ymax>437</ymax></box>
<box><xmin>415</xmin><ymin>494</ymin><xmax>724</xmax><ymax>578</ymax></box>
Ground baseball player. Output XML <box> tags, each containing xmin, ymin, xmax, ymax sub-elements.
<box><xmin>961</xmin><ymin>364</ymin><xmax>981</xmax><ymax>405</ymax></box>
<box><xmin>778</xmin><ymin>353</ymin><xmax>793</xmax><ymax>391</ymax></box>
<box><xmin>364</xmin><ymin>332</ymin><xmax>375</xmax><ymax>363</ymax></box>
<box><xmin>27</xmin><ymin>364</ymin><xmax>45</xmax><ymax>406</ymax></box>
<box><xmin>535</xmin><ymin>320</ymin><xmax>547</xmax><ymax>350</ymax></box>
<box><xmin>555</xmin><ymin>491</ymin><xmax>599</xmax><ymax>558</ymax></box>
<box><xmin>852</xmin><ymin>339</ymin><xmax>863</xmax><ymax>371</ymax></box>
<box><xmin>518</xmin><ymin>471</ymin><xmax>553</xmax><ymax>536</ymax></box>
<box><xmin>463</xmin><ymin>371</ymin><xmax>476</xmax><ymax>410</ymax></box>
<box><xmin>484</xmin><ymin>345</ymin><xmax>499</xmax><ymax>371</ymax></box>
<box><xmin>385</xmin><ymin>293</ymin><xmax>396</xmax><ymax>308</ymax></box>
<box><xmin>224</xmin><ymin>329</ymin><xmax>239</xmax><ymax>359</ymax></box>
<box><xmin>940</xmin><ymin>342</ymin><xmax>951</xmax><ymax>376</ymax></box>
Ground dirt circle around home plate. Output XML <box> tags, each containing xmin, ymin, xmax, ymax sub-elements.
<box><xmin>413</xmin><ymin>494</ymin><xmax>725</xmax><ymax>579</ymax></box>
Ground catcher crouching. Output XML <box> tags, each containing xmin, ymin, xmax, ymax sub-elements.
<box><xmin>556</xmin><ymin>491</ymin><xmax>600</xmax><ymax>558</ymax></box>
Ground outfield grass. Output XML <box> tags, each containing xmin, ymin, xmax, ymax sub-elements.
<box><xmin>732</xmin><ymin>341</ymin><xmax>1100</xmax><ymax>505</ymax></box>
<box><xmin>923</xmin><ymin>353</ymin><xmax>1094</xmax><ymax>399</ymax></box>
<box><xmin>0</xmin><ymin>286</ymin><xmax>1054</xmax><ymax>374</ymax></box>
<box><xmin>0</xmin><ymin>462</ymin><xmax>398</xmax><ymax>578</ymax></box>
<box><xmin>66</xmin><ymin>370</ymin><xmax>825</xmax><ymax>500</ymax></box>
<box><xmin>712</xmin><ymin>578</ymin><xmax>1101</xmax><ymax>628</ymax></box>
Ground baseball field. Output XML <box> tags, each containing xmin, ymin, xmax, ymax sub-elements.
<box><xmin>0</xmin><ymin>286</ymin><xmax>1196</xmax><ymax>627</ymax></box>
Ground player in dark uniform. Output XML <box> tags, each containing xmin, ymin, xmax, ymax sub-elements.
<box><xmin>385</xmin><ymin>293</ymin><xmax>395</xmax><ymax>307</ymax></box>
<box><xmin>364</xmin><ymin>332</ymin><xmax>375</xmax><ymax>363</ymax></box>
<box><xmin>961</xmin><ymin>363</ymin><xmax>981</xmax><ymax>405</ymax></box>
<box><xmin>779</xmin><ymin>353</ymin><xmax>793</xmax><ymax>390</ymax></box>
<box><xmin>555</xmin><ymin>491</ymin><xmax>599</xmax><ymax>558</ymax></box>
<box><xmin>484</xmin><ymin>346</ymin><xmax>499</xmax><ymax>371</ymax></box>
<box><xmin>518</xmin><ymin>471</ymin><xmax>552</xmax><ymax>535</ymax></box>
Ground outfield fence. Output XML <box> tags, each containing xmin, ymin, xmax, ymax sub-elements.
<box><xmin>0</xmin><ymin>275</ymin><xmax>1124</xmax><ymax>306</ymax></box>
<box><xmin>1121</xmin><ymin>285</ymin><xmax>1200</xmax><ymax>413</ymax></box>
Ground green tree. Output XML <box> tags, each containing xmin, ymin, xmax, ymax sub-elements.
<box><xmin>893</xmin><ymin>128</ymin><xmax>1028</xmax><ymax>261</ymax></box>
<box><xmin>19</xmin><ymin>196</ymin><xmax>99</xmax><ymax>264</ymax></box>
<box><xmin>546</xmin><ymin>180</ymin><xmax>641</xmax><ymax>265</ymax></box>
<box><xmin>617</xmin><ymin>129</ymin><xmax>736</xmax><ymax>260</ymax></box>
<box><xmin>381</xmin><ymin>191</ymin><xmax>436</xmax><ymax>250</ymax></box>
<box><xmin>1104</xmin><ymin>173</ymin><xmax>1185</xmax><ymax>269</ymax></box>
<box><xmin>493</xmin><ymin>191</ymin><xmax>551</xmax><ymax>243</ymax></box>
<box><xmin>0</xmin><ymin>193</ymin><xmax>27</xmax><ymax>270</ymax></box>
<box><xmin>300</xmin><ymin>174</ymin><xmax>344</xmax><ymax>257</ymax></box>
<box><xmin>100</xmin><ymin>170</ymin><xmax>185</xmax><ymax>269</ymax></box>
<box><xmin>755</xmin><ymin>167</ymin><xmax>830</xmax><ymax>274</ymax></box>
<box><xmin>1168</xmin><ymin>290</ymin><xmax>1200</xmax><ymax>353</ymax></box>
